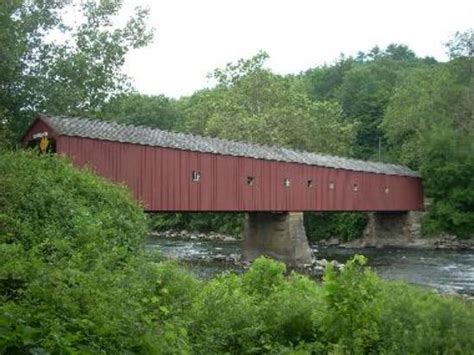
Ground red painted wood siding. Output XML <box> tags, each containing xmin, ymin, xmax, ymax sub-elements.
<box><xmin>22</xmin><ymin>119</ymin><xmax>58</xmax><ymax>142</ymax></box>
<box><xmin>55</xmin><ymin>136</ymin><xmax>424</xmax><ymax>212</ymax></box>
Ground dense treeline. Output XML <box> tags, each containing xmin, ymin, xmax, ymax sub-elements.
<box><xmin>1</xmin><ymin>151</ymin><xmax>473</xmax><ymax>353</ymax></box>
<box><xmin>1</xmin><ymin>2</ymin><xmax>472</xmax><ymax>239</ymax></box>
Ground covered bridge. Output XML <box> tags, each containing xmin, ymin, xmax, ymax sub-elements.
<box><xmin>23</xmin><ymin>115</ymin><xmax>424</xmax><ymax>265</ymax></box>
<box><xmin>23</xmin><ymin>115</ymin><xmax>423</xmax><ymax>212</ymax></box>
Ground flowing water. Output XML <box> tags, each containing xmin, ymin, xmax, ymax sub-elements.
<box><xmin>146</xmin><ymin>237</ymin><xmax>474</xmax><ymax>296</ymax></box>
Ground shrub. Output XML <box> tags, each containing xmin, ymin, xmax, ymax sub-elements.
<box><xmin>0</xmin><ymin>150</ymin><xmax>156</xmax><ymax>353</ymax></box>
<box><xmin>321</xmin><ymin>255</ymin><xmax>382</xmax><ymax>353</ymax></box>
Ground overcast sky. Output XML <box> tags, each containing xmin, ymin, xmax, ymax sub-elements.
<box><xmin>121</xmin><ymin>0</ymin><xmax>473</xmax><ymax>98</ymax></box>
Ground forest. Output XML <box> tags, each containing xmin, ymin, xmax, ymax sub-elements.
<box><xmin>1</xmin><ymin>1</ymin><xmax>473</xmax><ymax>353</ymax></box>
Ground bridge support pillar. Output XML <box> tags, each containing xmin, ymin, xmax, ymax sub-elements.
<box><xmin>243</xmin><ymin>212</ymin><xmax>314</xmax><ymax>267</ymax></box>
<box><xmin>363</xmin><ymin>211</ymin><xmax>423</xmax><ymax>244</ymax></box>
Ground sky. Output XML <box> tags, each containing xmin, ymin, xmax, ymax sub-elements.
<box><xmin>121</xmin><ymin>0</ymin><xmax>473</xmax><ymax>98</ymax></box>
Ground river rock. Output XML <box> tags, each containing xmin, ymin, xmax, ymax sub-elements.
<box><xmin>150</xmin><ymin>229</ymin><xmax>241</xmax><ymax>242</ymax></box>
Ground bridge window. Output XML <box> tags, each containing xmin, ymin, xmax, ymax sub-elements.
<box><xmin>246</xmin><ymin>176</ymin><xmax>254</xmax><ymax>186</ymax></box>
<box><xmin>192</xmin><ymin>170</ymin><xmax>201</xmax><ymax>182</ymax></box>
<box><xmin>329</xmin><ymin>182</ymin><xmax>335</xmax><ymax>190</ymax></box>
<box><xmin>353</xmin><ymin>183</ymin><xmax>359</xmax><ymax>192</ymax></box>
<box><xmin>307</xmin><ymin>180</ymin><xmax>313</xmax><ymax>188</ymax></box>
<box><xmin>283</xmin><ymin>178</ymin><xmax>290</xmax><ymax>188</ymax></box>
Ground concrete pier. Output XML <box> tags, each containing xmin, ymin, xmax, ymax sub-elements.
<box><xmin>363</xmin><ymin>211</ymin><xmax>423</xmax><ymax>244</ymax></box>
<box><xmin>243</xmin><ymin>212</ymin><xmax>314</xmax><ymax>266</ymax></box>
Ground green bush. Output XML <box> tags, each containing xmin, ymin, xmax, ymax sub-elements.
<box><xmin>187</xmin><ymin>258</ymin><xmax>326</xmax><ymax>353</ymax></box>
<box><xmin>0</xmin><ymin>150</ymin><xmax>158</xmax><ymax>353</ymax></box>
<box><xmin>183</xmin><ymin>256</ymin><xmax>474</xmax><ymax>354</ymax></box>
<box><xmin>322</xmin><ymin>255</ymin><xmax>382</xmax><ymax>353</ymax></box>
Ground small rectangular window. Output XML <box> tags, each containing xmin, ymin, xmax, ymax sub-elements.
<box><xmin>246</xmin><ymin>176</ymin><xmax>254</xmax><ymax>186</ymax></box>
<box><xmin>283</xmin><ymin>178</ymin><xmax>290</xmax><ymax>188</ymax></box>
<box><xmin>192</xmin><ymin>170</ymin><xmax>201</xmax><ymax>182</ymax></box>
<box><xmin>329</xmin><ymin>182</ymin><xmax>335</xmax><ymax>190</ymax></box>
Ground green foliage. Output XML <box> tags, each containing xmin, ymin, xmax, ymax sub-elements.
<box><xmin>323</xmin><ymin>255</ymin><xmax>382</xmax><ymax>353</ymax></box>
<box><xmin>88</xmin><ymin>38</ymin><xmax>471</xmax><ymax>240</ymax></box>
<box><xmin>149</xmin><ymin>212</ymin><xmax>245</xmax><ymax>237</ymax></box>
<box><xmin>304</xmin><ymin>212</ymin><xmax>368</xmax><ymax>242</ymax></box>
<box><xmin>99</xmin><ymin>93</ymin><xmax>182</xmax><ymax>131</ymax></box>
<box><xmin>1</xmin><ymin>0</ymin><xmax>153</xmax><ymax>145</ymax></box>
<box><xmin>179</xmin><ymin>52</ymin><xmax>356</xmax><ymax>156</ymax></box>
<box><xmin>378</xmin><ymin>281</ymin><xmax>474</xmax><ymax>353</ymax></box>
<box><xmin>162</xmin><ymin>256</ymin><xmax>474</xmax><ymax>354</ymax></box>
<box><xmin>1</xmin><ymin>156</ymin><xmax>472</xmax><ymax>354</ymax></box>
<box><xmin>0</xmin><ymin>150</ymin><xmax>158</xmax><ymax>353</ymax></box>
<box><xmin>382</xmin><ymin>57</ymin><xmax>473</xmax><ymax>237</ymax></box>
<box><xmin>419</xmin><ymin>126</ymin><xmax>474</xmax><ymax>238</ymax></box>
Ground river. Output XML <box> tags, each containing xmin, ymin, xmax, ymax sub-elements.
<box><xmin>146</xmin><ymin>237</ymin><xmax>474</xmax><ymax>296</ymax></box>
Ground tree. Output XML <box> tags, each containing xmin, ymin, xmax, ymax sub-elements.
<box><xmin>381</xmin><ymin>49</ymin><xmax>473</xmax><ymax>237</ymax></box>
<box><xmin>300</xmin><ymin>55</ymin><xmax>354</xmax><ymax>102</ymax></box>
<box><xmin>381</xmin><ymin>62</ymin><xmax>471</xmax><ymax>168</ymax></box>
<box><xmin>181</xmin><ymin>52</ymin><xmax>356</xmax><ymax>156</ymax></box>
<box><xmin>336</xmin><ymin>48</ymin><xmax>433</xmax><ymax>159</ymax></box>
<box><xmin>0</xmin><ymin>0</ymin><xmax>153</xmax><ymax>145</ymax></box>
<box><xmin>99</xmin><ymin>93</ymin><xmax>182</xmax><ymax>131</ymax></box>
<box><xmin>446</xmin><ymin>29</ymin><xmax>473</xmax><ymax>58</ymax></box>
<box><xmin>419</xmin><ymin>126</ymin><xmax>474</xmax><ymax>238</ymax></box>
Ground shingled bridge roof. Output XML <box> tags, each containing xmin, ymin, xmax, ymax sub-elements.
<box><xmin>40</xmin><ymin>115</ymin><xmax>419</xmax><ymax>177</ymax></box>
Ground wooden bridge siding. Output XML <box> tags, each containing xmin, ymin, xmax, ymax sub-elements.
<box><xmin>56</xmin><ymin>136</ymin><xmax>423</xmax><ymax>212</ymax></box>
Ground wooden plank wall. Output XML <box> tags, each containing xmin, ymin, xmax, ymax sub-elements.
<box><xmin>57</xmin><ymin>136</ymin><xmax>424</xmax><ymax>212</ymax></box>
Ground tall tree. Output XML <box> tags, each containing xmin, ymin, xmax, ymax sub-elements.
<box><xmin>381</xmin><ymin>40</ymin><xmax>473</xmax><ymax>237</ymax></box>
<box><xmin>0</xmin><ymin>0</ymin><xmax>153</xmax><ymax>145</ymax></box>
<box><xmin>180</xmin><ymin>52</ymin><xmax>355</xmax><ymax>156</ymax></box>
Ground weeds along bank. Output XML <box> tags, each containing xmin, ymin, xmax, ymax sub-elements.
<box><xmin>1</xmin><ymin>151</ymin><xmax>473</xmax><ymax>354</ymax></box>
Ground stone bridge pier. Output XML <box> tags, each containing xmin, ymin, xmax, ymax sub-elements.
<box><xmin>242</xmin><ymin>212</ymin><xmax>314</xmax><ymax>267</ymax></box>
<box><xmin>243</xmin><ymin>211</ymin><xmax>424</xmax><ymax>266</ymax></box>
<box><xmin>362</xmin><ymin>211</ymin><xmax>423</xmax><ymax>246</ymax></box>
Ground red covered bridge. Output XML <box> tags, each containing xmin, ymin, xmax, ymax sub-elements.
<box><xmin>23</xmin><ymin>115</ymin><xmax>423</xmax><ymax>212</ymax></box>
<box><xmin>23</xmin><ymin>115</ymin><xmax>424</xmax><ymax>265</ymax></box>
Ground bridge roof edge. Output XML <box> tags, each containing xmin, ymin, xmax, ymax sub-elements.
<box><xmin>37</xmin><ymin>115</ymin><xmax>420</xmax><ymax>178</ymax></box>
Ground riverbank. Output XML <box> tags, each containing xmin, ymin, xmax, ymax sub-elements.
<box><xmin>151</xmin><ymin>229</ymin><xmax>474</xmax><ymax>251</ymax></box>
<box><xmin>320</xmin><ymin>234</ymin><xmax>474</xmax><ymax>251</ymax></box>
<box><xmin>150</xmin><ymin>229</ymin><xmax>239</xmax><ymax>242</ymax></box>
<box><xmin>149</xmin><ymin>230</ymin><xmax>344</xmax><ymax>277</ymax></box>
<box><xmin>148</xmin><ymin>230</ymin><xmax>474</xmax><ymax>296</ymax></box>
